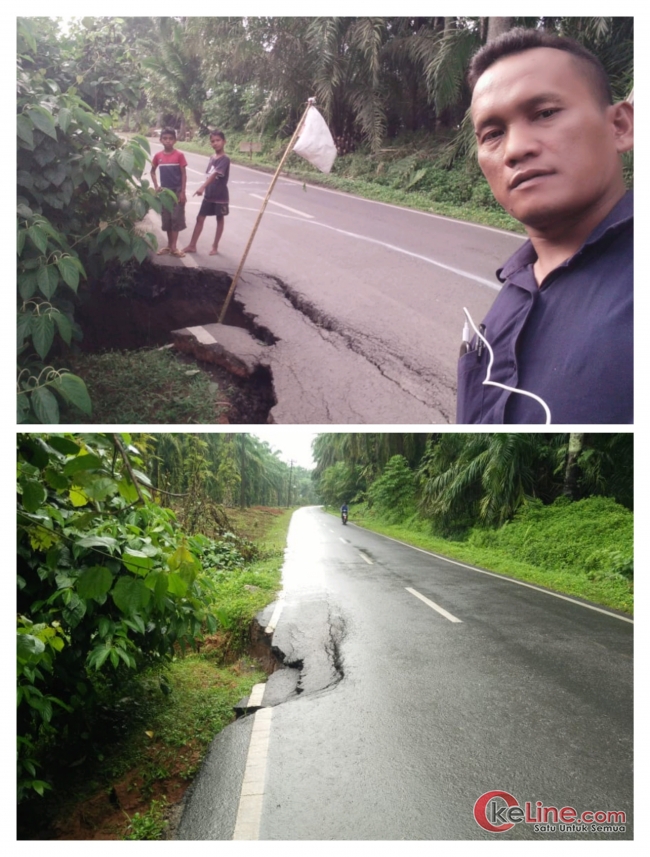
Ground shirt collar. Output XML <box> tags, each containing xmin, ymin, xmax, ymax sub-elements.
<box><xmin>497</xmin><ymin>190</ymin><xmax>633</xmax><ymax>283</ymax></box>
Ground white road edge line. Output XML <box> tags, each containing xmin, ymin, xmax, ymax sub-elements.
<box><xmin>373</xmin><ymin>531</ymin><xmax>633</xmax><ymax>624</ymax></box>
<box><xmin>359</xmin><ymin>551</ymin><xmax>373</xmax><ymax>565</ymax></box>
<box><xmin>232</xmin><ymin>707</ymin><xmax>273</xmax><ymax>840</ymax></box>
<box><xmin>249</xmin><ymin>192</ymin><xmax>314</xmax><ymax>219</ymax></box>
<box><xmin>406</xmin><ymin>587</ymin><xmax>462</xmax><ymax>623</ymax></box>
<box><xmin>265</xmin><ymin>598</ymin><xmax>284</xmax><ymax>634</ymax></box>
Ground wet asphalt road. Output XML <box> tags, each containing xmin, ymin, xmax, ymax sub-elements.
<box><xmin>179</xmin><ymin>507</ymin><xmax>633</xmax><ymax>841</ymax></box>
<box><xmin>146</xmin><ymin>144</ymin><xmax>525</xmax><ymax>423</ymax></box>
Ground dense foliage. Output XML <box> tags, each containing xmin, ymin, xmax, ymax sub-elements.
<box><xmin>149</xmin><ymin>433</ymin><xmax>317</xmax><ymax>512</ymax></box>
<box><xmin>312</xmin><ymin>433</ymin><xmax>633</xmax><ymax>529</ymax></box>
<box><xmin>17</xmin><ymin>19</ymin><xmax>174</xmax><ymax>423</ymax></box>
<box><xmin>16</xmin><ymin>432</ymin><xmax>264</xmax><ymax>801</ymax></box>
<box><xmin>312</xmin><ymin>433</ymin><xmax>633</xmax><ymax>613</ymax></box>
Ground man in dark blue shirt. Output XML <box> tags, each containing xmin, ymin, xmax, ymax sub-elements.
<box><xmin>457</xmin><ymin>29</ymin><xmax>633</xmax><ymax>424</ymax></box>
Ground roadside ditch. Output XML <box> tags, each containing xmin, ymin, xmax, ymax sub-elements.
<box><xmin>74</xmin><ymin>260</ymin><xmax>278</xmax><ymax>423</ymax></box>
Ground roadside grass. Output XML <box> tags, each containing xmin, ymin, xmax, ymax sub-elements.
<box><xmin>179</xmin><ymin>135</ymin><xmax>524</xmax><ymax>234</ymax></box>
<box><xmin>24</xmin><ymin>507</ymin><xmax>294</xmax><ymax>840</ymax></box>
<box><xmin>62</xmin><ymin>347</ymin><xmax>228</xmax><ymax>423</ymax></box>
<box><xmin>337</xmin><ymin>503</ymin><xmax>633</xmax><ymax>615</ymax></box>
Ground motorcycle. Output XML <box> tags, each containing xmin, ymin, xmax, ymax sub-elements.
<box><xmin>341</xmin><ymin>510</ymin><xmax>348</xmax><ymax>525</ymax></box>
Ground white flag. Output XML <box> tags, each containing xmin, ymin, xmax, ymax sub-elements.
<box><xmin>292</xmin><ymin>106</ymin><xmax>337</xmax><ymax>174</ymax></box>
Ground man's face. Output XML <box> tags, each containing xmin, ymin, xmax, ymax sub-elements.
<box><xmin>210</xmin><ymin>135</ymin><xmax>225</xmax><ymax>154</ymax></box>
<box><xmin>161</xmin><ymin>133</ymin><xmax>176</xmax><ymax>152</ymax></box>
<box><xmin>471</xmin><ymin>48</ymin><xmax>630</xmax><ymax>231</ymax></box>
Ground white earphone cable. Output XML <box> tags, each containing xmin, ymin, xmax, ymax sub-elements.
<box><xmin>463</xmin><ymin>307</ymin><xmax>552</xmax><ymax>424</ymax></box>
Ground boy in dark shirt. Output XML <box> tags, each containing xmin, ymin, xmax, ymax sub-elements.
<box><xmin>150</xmin><ymin>128</ymin><xmax>187</xmax><ymax>257</ymax></box>
<box><xmin>183</xmin><ymin>130</ymin><xmax>230</xmax><ymax>255</ymax></box>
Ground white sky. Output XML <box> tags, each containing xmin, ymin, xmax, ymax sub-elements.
<box><xmin>252</xmin><ymin>428</ymin><xmax>317</xmax><ymax>471</ymax></box>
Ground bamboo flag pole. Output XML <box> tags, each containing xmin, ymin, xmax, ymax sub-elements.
<box><xmin>218</xmin><ymin>98</ymin><xmax>316</xmax><ymax>324</ymax></box>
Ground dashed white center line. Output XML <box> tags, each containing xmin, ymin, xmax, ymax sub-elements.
<box><xmin>358</xmin><ymin>552</ymin><xmax>373</xmax><ymax>565</ymax></box>
<box><xmin>406</xmin><ymin>587</ymin><xmax>462</xmax><ymax>623</ymax></box>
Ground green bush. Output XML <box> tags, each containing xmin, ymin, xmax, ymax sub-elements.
<box><xmin>466</xmin><ymin>496</ymin><xmax>633</xmax><ymax>577</ymax></box>
<box><xmin>368</xmin><ymin>455</ymin><xmax>416</xmax><ymax>523</ymax></box>
<box><xmin>17</xmin><ymin>433</ymin><xmax>239</xmax><ymax>800</ymax></box>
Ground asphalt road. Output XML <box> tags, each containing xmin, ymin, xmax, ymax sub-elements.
<box><xmin>178</xmin><ymin>507</ymin><xmax>633</xmax><ymax>841</ymax></box>
<box><xmin>146</xmin><ymin>143</ymin><xmax>525</xmax><ymax>423</ymax></box>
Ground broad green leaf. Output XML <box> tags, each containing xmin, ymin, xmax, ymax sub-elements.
<box><xmin>97</xmin><ymin>617</ymin><xmax>113</xmax><ymax>639</ymax></box>
<box><xmin>112</xmin><ymin>577</ymin><xmax>151</xmax><ymax>615</ymax></box>
<box><xmin>83</xmin><ymin>476</ymin><xmax>118</xmax><ymax>502</ymax></box>
<box><xmin>62</xmin><ymin>594</ymin><xmax>86</xmax><ymax>628</ymax></box>
<box><xmin>27</xmin><ymin>107</ymin><xmax>58</xmax><ymax>140</ymax></box>
<box><xmin>145</xmin><ymin>571</ymin><xmax>168</xmax><ymax>599</ymax></box>
<box><xmin>17</xmin><ymin>114</ymin><xmax>34</xmax><ymax>148</ymax></box>
<box><xmin>77</xmin><ymin>535</ymin><xmax>118</xmax><ymax>550</ymax></box>
<box><xmin>132</xmin><ymin>236</ymin><xmax>149</xmax><ymax>263</ymax></box>
<box><xmin>18</xmin><ymin>271</ymin><xmax>38</xmax><ymax>300</ymax></box>
<box><xmin>27</xmin><ymin>224</ymin><xmax>48</xmax><ymax>254</ymax></box>
<box><xmin>47</xmin><ymin>436</ymin><xmax>80</xmax><ymax>455</ymax></box>
<box><xmin>166</xmin><ymin>573</ymin><xmax>188</xmax><ymax>598</ymax></box>
<box><xmin>56</xmin><ymin>256</ymin><xmax>80</xmax><ymax>291</ymax></box>
<box><xmin>17</xmin><ymin>394</ymin><xmax>31</xmax><ymax>423</ymax></box>
<box><xmin>53</xmin><ymin>311</ymin><xmax>72</xmax><ymax>345</ymax></box>
<box><xmin>17</xmin><ymin>171</ymin><xmax>34</xmax><ymax>189</ymax></box>
<box><xmin>122</xmin><ymin>549</ymin><xmax>153</xmax><ymax>576</ymax></box>
<box><xmin>54</xmin><ymin>373</ymin><xmax>92</xmax><ymax>415</ymax></box>
<box><xmin>17</xmin><ymin>312</ymin><xmax>32</xmax><ymax>348</ymax></box>
<box><xmin>123</xmin><ymin>614</ymin><xmax>145</xmax><ymax>635</ymax></box>
<box><xmin>68</xmin><ymin>487</ymin><xmax>89</xmax><ymax>507</ymax></box>
<box><xmin>31</xmin><ymin>386</ymin><xmax>59</xmax><ymax>424</ymax></box>
<box><xmin>77</xmin><ymin>566</ymin><xmax>113</xmax><ymax>601</ymax></box>
<box><xmin>37</xmin><ymin>264</ymin><xmax>59</xmax><ymax>299</ymax></box>
<box><xmin>17</xmin><ymin>203</ymin><xmax>33</xmax><ymax>219</ymax></box>
<box><xmin>31</xmin><ymin>314</ymin><xmax>55</xmax><ymax>359</ymax></box>
<box><xmin>63</xmin><ymin>454</ymin><xmax>103</xmax><ymax>476</ymax></box>
<box><xmin>21</xmin><ymin>479</ymin><xmax>47</xmax><ymax>512</ymax></box>
<box><xmin>43</xmin><ymin>163</ymin><xmax>68</xmax><ymax>188</ymax></box>
<box><xmin>88</xmin><ymin>645</ymin><xmax>111</xmax><ymax>670</ymax></box>
<box><xmin>132</xmin><ymin>469</ymin><xmax>152</xmax><ymax>487</ymax></box>
<box><xmin>58</xmin><ymin>106</ymin><xmax>72</xmax><ymax>133</ymax></box>
<box><xmin>17</xmin><ymin>634</ymin><xmax>45</xmax><ymax>662</ymax></box>
<box><xmin>115</xmin><ymin>148</ymin><xmax>134</xmax><ymax>173</ymax></box>
<box><xmin>43</xmin><ymin>466</ymin><xmax>69</xmax><ymax>490</ymax></box>
<box><xmin>118</xmin><ymin>480</ymin><xmax>139</xmax><ymax>504</ymax></box>
<box><xmin>116</xmin><ymin>647</ymin><xmax>135</xmax><ymax>668</ymax></box>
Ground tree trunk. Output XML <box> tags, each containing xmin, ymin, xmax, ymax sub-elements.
<box><xmin>563</xmin><ymin>433</ymin><xmax>585</xmax><ymax>500</ymax></box>
<box><xmin>486</xmin><ymin>17</ymin><xmax>514</xmax><ymax>43</ymax></box>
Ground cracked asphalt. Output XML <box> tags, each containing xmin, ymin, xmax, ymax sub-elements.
<box><xmin>178</xmin><ymin>507</ymin><xmax>633</xmax><ymax>841</ymax></box>
<box><xmin>145</xmin><ymin>144</ymin><xmax>525</xmax><ymax>423</ymax></box>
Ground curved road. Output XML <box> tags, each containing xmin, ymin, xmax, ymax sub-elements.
<box><xmin>147</xmin><ymin>144</ymin><xmax>525</xmax><ymax>423</ymax></box>
<box><xmin>178</xmin><ymin>507</ymin><xmax>633</xmax><ymax>840</ymax></box>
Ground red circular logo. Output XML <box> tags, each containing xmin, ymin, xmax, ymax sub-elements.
<box><xmin>474</xmin><ymin>790</ymin><xmax>519</xmax><ymax>832</ymax></box>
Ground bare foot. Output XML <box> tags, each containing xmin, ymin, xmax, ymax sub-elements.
<box><xmin>156</xmin><ymin>247</ymin><xmax>171</xmax><ymax>255</ymax></box>
<box><xmin>209</xmin><ymin>247</ymin><xmax>219</xmax><ymax>256</ymax></box>
<box><xmin>182</xmin><ymin>246</ymin><xmax>197</xmax><ymax>253</ymax></box>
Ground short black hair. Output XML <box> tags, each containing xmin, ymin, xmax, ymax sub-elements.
<box><xmin>210</xmin><ymin>129</ymin><xmax>226</xmax><ymax>141</ymax></box>
<box><xmin>468</xmin><ymin>28</ymin><xmax>613</xmax><ymax>107</ymax></box>
<box><xmin>160</xmin><ymin>127</ymin><xmax>177</xmax><ymax>138</ymax></box>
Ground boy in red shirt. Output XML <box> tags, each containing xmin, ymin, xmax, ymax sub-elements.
<box><xmin>150</xmin><ymin>128</ymin><xmax>187</xmax><ymax>257</ymax></box>
<box><xmin>183</xmin><ymin>130</ymin><xmax>230</xmax><ymax>255</ymax></box>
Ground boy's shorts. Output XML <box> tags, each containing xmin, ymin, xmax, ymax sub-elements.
<box><xmin>198</xmin><ymin>201</ymin><xmax>229</xmax><ymax>218</ymax></box>
<box><xmin>161</xmin><ymin>201</ymin><xmax>186</xmax><ymax>232</ymax></box>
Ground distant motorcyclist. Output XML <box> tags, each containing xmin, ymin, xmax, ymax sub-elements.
<box><xmin>340</xmin><ymin>503</ymin><xmax>349</xmax><ymax>525</ymax></box>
